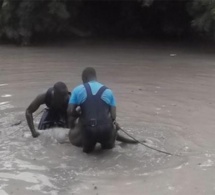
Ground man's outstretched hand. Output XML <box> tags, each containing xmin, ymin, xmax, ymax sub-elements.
<box><xmin>113</xmin><ymin>121</ymin><xmax>121</xmax><ymax>130</ymax></box>
<box><xmin>32</xmin><ymin>131</ymin><xmax>40</xmax><ymax>138</ymax></box>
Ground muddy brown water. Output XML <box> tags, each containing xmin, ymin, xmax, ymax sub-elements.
<box><xmin>0</xmin><ymin>41</ymin><xmax>215</xmax><ymax>195</ymax></box>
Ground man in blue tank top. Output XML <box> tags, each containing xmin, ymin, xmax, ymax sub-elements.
<box><xmin>68</xmin><ymin>67</ymin><xmax>118</xmax><ymax>153</ymax></box>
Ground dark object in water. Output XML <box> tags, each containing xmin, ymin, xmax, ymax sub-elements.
<box><xmin>119</xmin><ymin>127</ymin><xmax>174</xmax><ymax>156</ymax></box>
<box><xmin>11</xmin><ymin>120</ymin><xmax>22</xmax><ymax>126</ymax></box>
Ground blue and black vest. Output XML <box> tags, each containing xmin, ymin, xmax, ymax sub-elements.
<box><xmin>80</xmin><ymin>83</ymin><xmax>112</xmax><ymax>127</ymax></box>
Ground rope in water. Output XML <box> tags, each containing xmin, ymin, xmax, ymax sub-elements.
<box><xmin>11</xmin><ymin>109</ymin><xmax>45</xmax><ymax>127</ymax></box>
<box><xmin>8</xmin><ymin>109</ymin><xmax>45</xmax><ymax>137</ymax></box>
<box><xmin>11</xmin><ymin>110</ymin><xmax>177</xmax><ymax>156</ymax></box>
<box><xmin>119</xmin><ymin>127</ymin><xmax>174</xmax><ymax>156</ymax></box>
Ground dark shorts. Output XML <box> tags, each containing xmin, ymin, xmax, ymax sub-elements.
<box><xmin>81</xmin><ymin>123</ymin><xmax>117</xmax><ymax>153</ymax></box>
<box><xmin>38</xmin><ymin>108</ymin><xmax>68</xmax><ymax>130</ymax></box>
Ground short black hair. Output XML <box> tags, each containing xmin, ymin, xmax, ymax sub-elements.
<box><xmin>82</xmin><ymin>67</ymin><xmax>97</xmax><ymax>83</ymax></box>
<box><xmin>53</xmin><ymin>82</ymin><xmax>68</xmax><ymax>94</ymax></box>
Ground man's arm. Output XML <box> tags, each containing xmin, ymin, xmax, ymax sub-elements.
<box><xmin>25</xmin><ymin>93</ymin><xmax>46</xmax><ymax>138</ymax></box>
<box><xmin>111</xmin><ymin>106</ymin><xmax>121</xmax><ymax>130</ymax></box>
<box><xmin>67</xmin><ymin>104</ymin><xmax>78</xmax><ymax>129</ymax></box>
<box><xmin>110</xmin><ymin>106</ymin><xmax>116</xmax><ymax>121</ymax></box>
<box><xmin>67</xmin><ymin>85</ymin><xmax>83</xmax><ymax>129</ymax></box>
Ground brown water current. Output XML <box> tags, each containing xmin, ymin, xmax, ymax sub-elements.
<box><xmin>0</xmin><ymin>41</ymin><xmax>215</xmax><ymax>194</ymax></box>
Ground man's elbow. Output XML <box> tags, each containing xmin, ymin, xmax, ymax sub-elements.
<box><xmin>67</xmin><ymin>107</ymin><xmax>72</xmax><ymax>116</ymax></box>
<box><xmin>67</xmin><ymin>104</ymin><xmax>77</xmax><ymax>116</ymax></box>
<box><xmin>25</xmin><ymin>108</ymin><xmax>32</xmax><ymax>118</ymax></box>
<box><xmin>110</xmin><ymin>114</ymin><xmax>116</xmax><ymax>121</ymax></box>
<box><xmin>25</xmin><ymin>109</ymin><xmax>29</xmax><ymax>116</ymax></box>
<box><xmin>110</xmin><ymin>107</ymin><xmax>116</xmax><ymax>120</ymax></box>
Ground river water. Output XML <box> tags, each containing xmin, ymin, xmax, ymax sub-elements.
<box><xmin>0</xmin><ymin>41</ymin><xmax>215</xmax><ymax>195</ymax></box>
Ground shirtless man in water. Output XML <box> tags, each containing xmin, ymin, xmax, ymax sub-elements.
<box><xmin>25</xmin><ymin>82</ymin><xmax>73</xmax><ymax>138</ymax></box>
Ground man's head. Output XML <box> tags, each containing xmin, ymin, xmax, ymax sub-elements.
<box><xmin>82</xmin><ymin>67</ymin><xmax>97</xmax><ymax>83</ymax></box>
<box><xmin>53</xmin><ymin>82</ymin><xmax>69</xmax><ymax>103</ymax></box>
<box><xmin>54</xmin><ymin>82</ymin><xmax>68</xmax><ymax>95</ymax></box>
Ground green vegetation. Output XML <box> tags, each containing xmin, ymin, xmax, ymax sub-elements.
<box><xmin>189</xmin><ymin>0</ymin><xmax>215</xmax><ymax>39</ymax></box>
<box><xmin>0</xmin><ymin>0</ymin><xmax>214</xmax><ymax>44</ymax></box>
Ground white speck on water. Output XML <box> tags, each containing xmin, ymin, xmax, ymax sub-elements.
<box><xmin>184</xmin><ymin>146</ymin><xmax>189</xmax><ymax>151</ymax></box>
<box><xmin>157</xmin><ymin>171</ymin><xmax>163</xmax><ymax>174</ymax></box>
<box><xmin>137</xmin><ymin>172</ymin><xmax>149</xmax><ymax>176</ymax></box>
<box><xmin>126</xmin><ymin>182</ymin><xmax>132</xmax><ymax>185</ymax></box>
<box><xmin>139</xmin><ymin>170</ymin><xmax>163</xmax><ymax>176</ymax></box>
<box><xmin>205</xmin><ymin>153</ymin><xmax>211</xmax><ymax>158</ymax></box>
<box><xmin>0</xmin><ymin>190</ymin><xmax>9</xmax><ymax>195</ymax></box>
<box><xmin>174</xmin><ymin>165</ymin><xmax>183</xmax><ymax>170</ymax></box>
<box><xmin>114</xmin><ymin>154</ymin><xmax>122</xmax><ymax>160</ymax></box>
<box><xmin>26</xmin><ymin>186</ymin><xmax>59</xmax><ymax>195</ymax></box>
<box><xmin>0</xmin><ymin>102</ymin><xmax>9</xmax><ymax>105</ymax></box>
<box><xmin>56</xmin><ymin>164</ymin><xmax>68</xmax><ymax>169</ymax></box>
<box><xmin>133</xmin><ymin>167</ymin><xmax>139</xmax><ymax>171</ymax></box>
<box><xmin>200</xmin><ymin>159</ymin><xmax>214</xmax><ymax>167</ymax></box>
<box><xmin>23</xmin><ymin>132</ymin><xmax>31</xmax><ymax>138</ymax></box>
<box><xmin>49</xmin><ymin>190</ymin><xmax>59</xmax><ymax>195</ymax></box>
<box><xmin>0</xmin><ymin>184</ymin><xmax>8</xmax><ymax>189</ymax></box>
<box><xmin>0</xmin><ymin>84</ymin><xmax>8</xmax><ymax>87</ymax></box>
<box><xmin>13</xmin><ymin>159</ymin><xmax>48</xmax><ymax>171</ymax></box>
<box><xmin>168</xmin><ymin>186</ymin><xmax>175</xmax><ymax>190</ymax></box>
<box><xmin>0</xmin><ymin>172</ymin><xmax>57</xmax><ymax>189</ymax></box>
<box><xmin>0</xmin><ymin>178</ymin><xmax>9</xmax><ymax>182</ymax></box>
<box><xmin>26</xmin><ymin>185</ymin><xmax>42</xmax><ymax>191</ymax></box>
<box><xmin>1</xmin><ymin>94</ymin><xmax>12</xmax><ymax>98</ymax></box>
<box><xmin>170</xmin><ymin>53</ymin><xmax>177</xmax><ymax>57</ymax></box>
<box><xmin>0</xmin><ymin>102</ymin><xmax>14</xmax><ymax>110</ymax></box>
